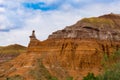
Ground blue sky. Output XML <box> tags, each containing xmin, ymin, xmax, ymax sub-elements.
<box><xmin>23</xmin><ymin>0</ymin><xmax>117</xmax><ymax>11</ymax></box>
<box><xmin>0</xmin><ymin>0</ymin><xmax>120</xmax><ymax>46</ymax></box>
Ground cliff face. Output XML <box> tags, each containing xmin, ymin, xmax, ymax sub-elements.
<box><xmin>27</xmin><ymin>39</ymin><xmax>120</xmax><ymax>80</ymax></box>
<box><xmin>0</xmin><ymin>13</ymin><xmax>120</xmax><ymax>80</ymax></box>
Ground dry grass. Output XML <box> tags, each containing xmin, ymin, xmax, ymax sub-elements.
<box><xmin>81</xmin><ymin>17</ymin><xmax>115</xmax><ymax>28</ymax></box>
<box><xmin>0</xmin><ymin>44</ymin><xmax>26</xmax><ymax>54</ymax></box>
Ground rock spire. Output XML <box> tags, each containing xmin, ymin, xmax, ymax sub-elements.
<box><xmin>29</xmin><ymin>30</ymin><xmax>36</xmax><ymax>40</ymax></box>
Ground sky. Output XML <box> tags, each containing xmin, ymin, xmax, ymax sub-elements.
<box><xmin>0</xmin><ymin>0</ymin><xmax>120</xmax><ymax>46</ymax></box>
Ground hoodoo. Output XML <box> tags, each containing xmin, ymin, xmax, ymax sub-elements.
<box><xmin>29</xmin><ymin>30</ymin><xmax>37</xmax><ymax>41</ymax></box>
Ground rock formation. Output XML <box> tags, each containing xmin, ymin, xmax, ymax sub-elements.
<box><xmin>29</xmin><ymin>30</ymin><xmax>37</xmax><ymax>41</ymax></box>
<box><xmin>48</xmin><ymin>13</ymin><xmax>120</xmax><ymax>41</ymax></box>
<box><xmin>0</xmin><ymin>13</ymin><xmax>120</xmax><ymax>80</ymax></box>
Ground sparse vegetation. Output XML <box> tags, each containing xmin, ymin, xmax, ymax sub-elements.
<box><xmin>97</xmin><ymin>49</ymin><xmax>120</xmax><ymax>80</ymax></box>
<box><xmin>111</xmin><ymin>49</ymin><xmax>120</xmax><ymax>61</ymax></box>
<box><xmin>83</xmin><ymin>62</ymin><xmax>120</xmax><ymax>80</ymax></box>
<box><xmin>83</xmin><ymin>49</ymin><xmax>120</xmax><ymax>80</ymax></box>
<box><xmin>0</xmin><ymin>44</ymin><xmax>26</xmax><ymax>55</ymax></box>
<box><xmin>98</xmin><ymin>62</ymin><xmax>120</xmax><ymax>80</ymax></box>
<box><xmin>81</xmin><ymin>17</ymin><xmax>115</xmax><ymax>28</ymax></box>
<box><xmin>81</xmin><ymin>17</ymin><xmax>114</xmax><ymax>24</ymax></box>
<box><xmin>29</xmin><ymin>59</ymin><xmax>58</xmax><ymax>80</ymax></box>
<box><xmin>83</xmin><ymin>73</ymin><xmax>98</xmax><ymax>80</ymax></box>
<box><xmin>0</xmin><ymin>44</ymin><xmax>26</xmax><ymax>62</ymax></box>
<box><xmin>66</xmin><ymin>76</ymin><xmax>73</xmax><ymax>80</ymax></box>
<box><xmin>102</xmin><ymin>49</ymin><xmax>120</xmax><ymax>67</ymax></box>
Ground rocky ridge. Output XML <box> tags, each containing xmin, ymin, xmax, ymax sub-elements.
<box><xmin>49</xmin><ymin>13</ymin><xmax>120</xmax><ymax>41</ymax></box>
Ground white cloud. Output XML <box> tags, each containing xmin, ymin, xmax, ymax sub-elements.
<box><xmin>80</xmin><ymin>1</ymin><xmax>120</xmax><ymax>17</ymax></box>
<box><xmin>0</xmin><ymin>29</ymin><xmax>30</xmax><ymax>46</ymax></box>
<box><xmin>0</xmin><ymin>0</ymin><xmax>120</xmax><ymax>46</ymax></box>
<box><xmin>0</xmin><ymin>7</ymin><xmax>5</xmax><ymax>13</ymax></box>
<box><xmin>0</xmin><ymin>0</ymin><xmax>4</xmax><ymax>4</ymax></box>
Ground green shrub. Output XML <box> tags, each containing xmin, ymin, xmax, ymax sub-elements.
<box><xmin>111</xmin><ymin>49</ymin><xmax>120</xmax><ymax>61</ymax></box>
<box><xmin>102</xmin><ymin>49</ymin><xmax>120</xmax><ymax>67</ymax></box>
<box><xmin>98</xmin><ymin>62</ymin><xmax>120</xmax><ymax>80</ymax></box>
<box><xmin>66</xmin><ymin>76</ymin><xmax>73</xmax><ymax>80</ymax></box>
<box><xmin>50</xmin><ymin>77</ymin><xmax>58</xmax><ymax>80</ymax></box>
<box><xmin>83</xmin><ymin>73</ymin><xmax>98</xmax><ymax>80</ymax></box>
<box><xmin>83</xmin><ymin>50</ymin><xmax>120</xmax><ymax>80</ymax></box>
<box><xmin>98</xmin><ymin>49</ymin><xmax>120</xmax><ymax>80</ymax></box>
